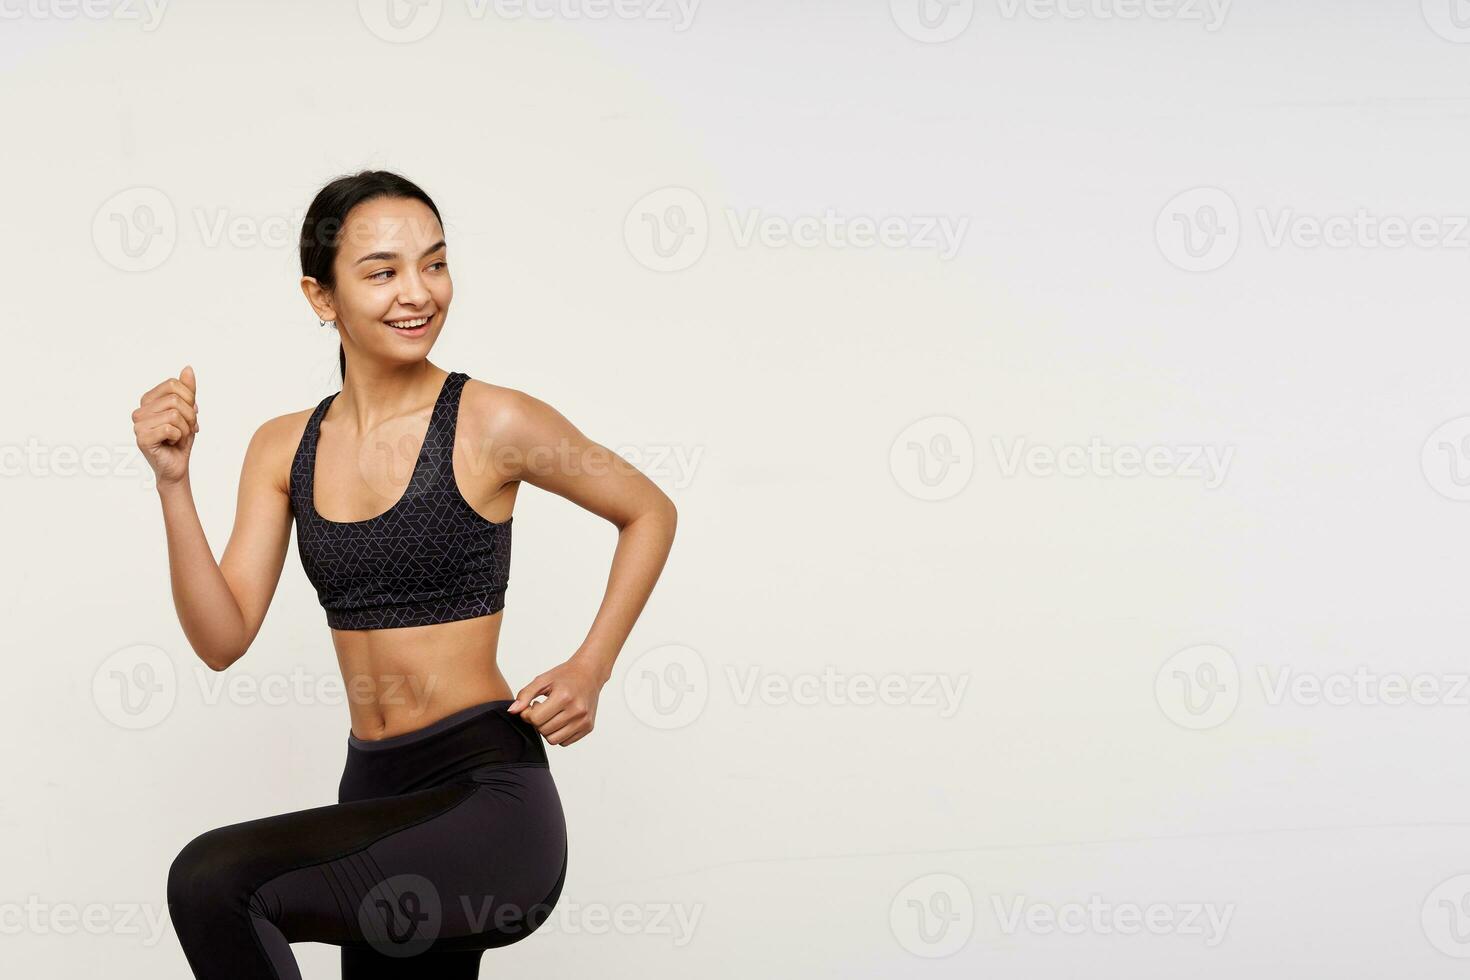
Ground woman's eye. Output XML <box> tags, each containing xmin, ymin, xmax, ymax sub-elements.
<box><xmin>429</xmin><ymin>261</ymin><xmax>447</xmax><ymax>272</ymax></box>
<box><xmin>369</xmin><ymin>269</ymin><xmax>393</xmax><ymax>281</ymax></box>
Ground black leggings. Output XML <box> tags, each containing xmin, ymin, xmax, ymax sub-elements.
<box><xmin>166</xmin><ymin>699</ymin><xmax>568</xmax><ymax>979</ymax></box>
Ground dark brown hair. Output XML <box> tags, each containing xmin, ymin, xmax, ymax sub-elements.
<box><xmin>298</xmin><ymin>171</ymin><xmax>443</xmax><ymax>382</ymax></box>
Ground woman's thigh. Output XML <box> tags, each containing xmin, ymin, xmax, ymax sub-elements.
<box><xmin>167</xmin><ymin>764</ymin><xmax>566</xmax><ymax>977</ymax></box>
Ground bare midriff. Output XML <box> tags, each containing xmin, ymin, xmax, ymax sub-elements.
<box><xmin>332</xmin><ymin>611</ymin><xmax>515</xmax><ymax>741</ymax></box>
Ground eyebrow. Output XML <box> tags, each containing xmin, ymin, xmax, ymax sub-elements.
<box><xmin>353</xmin><ymin>239</ymin><xmax>447</xmax><ymax>265</ymax></box>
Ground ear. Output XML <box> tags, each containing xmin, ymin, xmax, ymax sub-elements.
<box><xmin>300</xmin><ymin>276</ymin><xmax>338</xmax><ymax>323</ymax></box>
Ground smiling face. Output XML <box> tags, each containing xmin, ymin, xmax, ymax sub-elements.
<box><xmin>301</xmin><ymin>195</ymin><xmax>452</xmax><ymax>366</ymax></box>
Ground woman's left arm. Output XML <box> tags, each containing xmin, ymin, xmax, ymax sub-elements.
<box><xmin>490</xmin><ymin>388</ymin><xmax>678</xmax><ymax>747</ymax></box>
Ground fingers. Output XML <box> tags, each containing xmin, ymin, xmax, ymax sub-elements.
<box><xmin>542</xmin><ymin>719</ymin><xmax>587</xmax><ymax>746</ymax></box>
<box><xmin>149</xmin><ymin>422</ymin><xmax>183</xmax><ymax>446</ymax></box>
<box><xmin>134</xmin><ymin>416</ymin><xmax>183</xmax><ymax>450</ymax></box>
<box><xmin>507</xmin><ymin>672</ymin><xmax>596</xmax><ymax>746</ymax></box>
<box><xmin>138</xmin><ymin>368</ymin><xmax>197</xmax><ymax>410</ymax></box>
<box><xmin>529</xmin><ymin>694</ymin><xmax>592</xmax><ymax>746</ymax></box>
<box><xmin>156</xmin><ymin>397</ymin><xmax>198</xmax><ymax>431</ymax></box>
<box><xmin>537</xmin><ymin>708</ymin><xmax>573</xmax><ymax>742</ymax></box>
<box><xmin>133</xmin><ymin>368</ymin><xmax>200</xmax><ymax>444</ymax></box>
<box><xmin>542</xmin><ymin>715</ymin><xmax>591</xmax><ymax>746</ymax></box>
<box><xmin>508</xmin><ymin>673</ymin><xmax>552</xmax><ymax>714</ymax></box>
<box><xmin>132</xmin><ymin>401</ymin><xmax>198</xmax><ymax>445</ymax></box>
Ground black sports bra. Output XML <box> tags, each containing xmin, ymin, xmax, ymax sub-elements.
<box><xmin>288</xmin><ymin>370</ymin><xmax>512</xmax><ymax>630</ymax></box>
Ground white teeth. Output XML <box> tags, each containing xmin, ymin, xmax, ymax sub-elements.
<box><xmin>387</xmin><ymin>317</ymin><xmax>429</xmax><ymax>329</ymax></box>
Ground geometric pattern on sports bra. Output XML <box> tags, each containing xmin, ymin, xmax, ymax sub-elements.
<box><xmin>288</xmin><ymin>370</ymin><xmax>512</xmax><ymax>630</ymax></box>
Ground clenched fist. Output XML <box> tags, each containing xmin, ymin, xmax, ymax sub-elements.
<box><xmin>134</xmin><ymin>365</ymin><xmax>200</xmax><ymax>487</ymax></box>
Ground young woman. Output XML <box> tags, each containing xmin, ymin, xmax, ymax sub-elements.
<box><xmin>138</xmin><ymin>170</ymin><xmax>677</xmax><ymax>979</ymax></box>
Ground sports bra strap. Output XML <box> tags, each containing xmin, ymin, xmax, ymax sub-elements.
<box><xmin>415</xmin><ymin>371</ymin><xmax>468</xmax><ymax>492</ymax></box>
<box><xmin>292</xmin><ymin>393</ymin><xmax>334</xmax><ymax>506</ymax></box>
<box><xmin>294</xmin><ymin>371</ymin><xmax>468</xmax><ymax>505</ymax></box>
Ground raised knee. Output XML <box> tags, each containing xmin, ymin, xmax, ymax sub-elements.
<box><xmin>167</xmin><ymin>828</ymin><xmax>256</xmax><ymax>918</ymax></box>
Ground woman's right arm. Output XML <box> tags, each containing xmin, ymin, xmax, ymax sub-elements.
<box><xmin>136</xmin><ymin>366</ymin><xmax>297</xmax><ymax>671</ymax></box>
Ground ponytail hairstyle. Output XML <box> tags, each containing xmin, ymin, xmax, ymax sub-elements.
<box><xmin>299</xmin><ymin>171</ymin><xmax>444</xmax><ymax>384</ymax></box>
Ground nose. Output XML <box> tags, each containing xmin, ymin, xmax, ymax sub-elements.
<box><xmin>395</xmin><ymin>269</ymin><xmax>432</xmax><ymax>308</ymax></box>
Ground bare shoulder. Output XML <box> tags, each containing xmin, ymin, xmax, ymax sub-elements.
<box><xmin>460</xmin><ymin>376</ymin><xmax>574</xmax><ymax>444</ymax></box>
<box><xmin>245</xmin><ymin>403</ymin><xmax>318</xmax><ymax>495</ymax></box>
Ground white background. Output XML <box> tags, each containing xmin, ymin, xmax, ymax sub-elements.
<box><xmin>4</xmin><ymin>0</ymin><xmax>1470</xmax><ymax>976</ymax></box>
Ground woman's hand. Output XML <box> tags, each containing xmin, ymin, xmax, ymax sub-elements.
<box><xmin>134</xmin><ymin>365</ymin><xmax>200</xmax><ymax>487</ymax></box>
<box><xmin>508</xmin><ymin>656</ymin><xmax>608</xmax><ymax>747</ymax></box>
